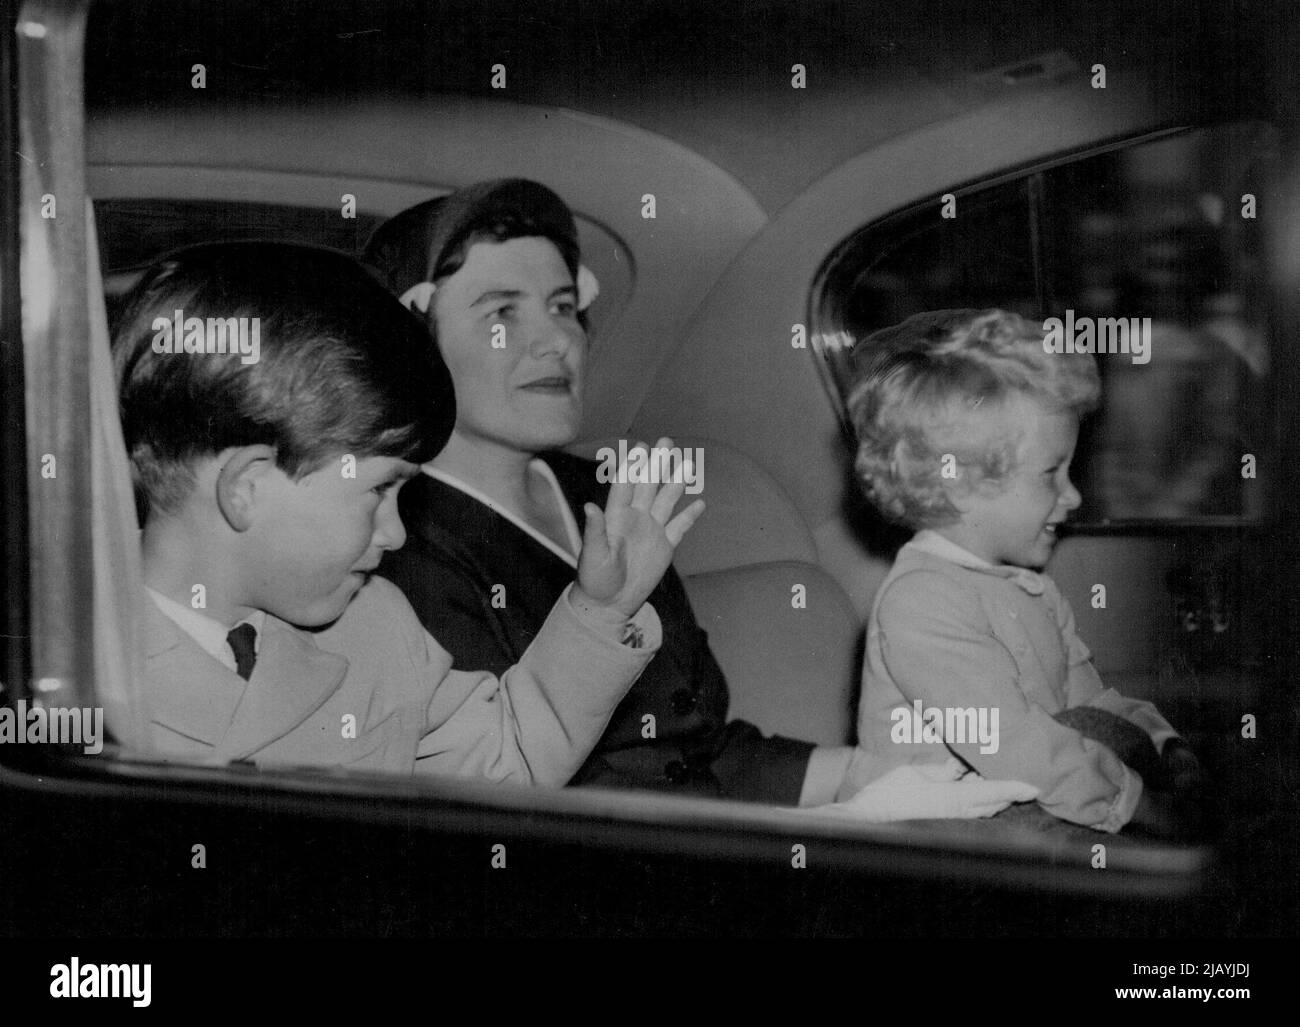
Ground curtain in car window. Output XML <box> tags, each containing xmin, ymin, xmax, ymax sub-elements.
<box><xmin>85</xmin><ymin>200</ymin><xmax>151</xmax><ymax>752</ymax></box>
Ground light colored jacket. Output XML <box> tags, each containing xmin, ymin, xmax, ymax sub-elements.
<box><xmin>141</xmin><ymin>576</ymin><xmax>660</xmax><ymax>786</ymax></box>
<box><xmin>849</xmin><ymin>533</ymin><xmax>1177</xmax><ymax>831</ymax></box>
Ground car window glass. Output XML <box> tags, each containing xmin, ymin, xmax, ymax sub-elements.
<box><xmin>812</xmin><ymin>121</ymin><xmax>1280</xmax><ymax>523</ymax></box>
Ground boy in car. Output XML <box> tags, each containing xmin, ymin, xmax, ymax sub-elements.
<box><xmin>840</xmin><ymin>308</ymin><xmax>1204</xmax><ymax>831</ymax></box>
<box><xmin>112</xmin><ymin>241</ymin><xmax>703</xmax><ymax>782</ymax></box>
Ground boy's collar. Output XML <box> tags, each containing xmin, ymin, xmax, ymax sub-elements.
<box><xmin>906</xmin><ymin>530</ymin><xmax>1047</xmax><ymax>595</ymax></box>
<box><xmin>145</xmin><ymin>586</ymin><xmax>266</xmax><ymax>664</ymax></box>
<box><xmin>140</xmin><ymin>591</ymin><xmax>346</xmax><ymax>756</ymax></box>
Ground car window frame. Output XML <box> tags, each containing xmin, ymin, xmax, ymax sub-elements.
<box><xmin>2</xmin><ymin>0</ymin><xmax>31</xmax><ymax>702</ymax></box>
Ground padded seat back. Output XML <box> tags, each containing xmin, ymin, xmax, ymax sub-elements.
<box><xmin>682</xmin><ymin>561</ymin><xmax>859</xmax><ymax>746</ymax></box>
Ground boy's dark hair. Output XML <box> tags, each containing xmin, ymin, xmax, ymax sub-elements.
<box><xmin>113</xmin><ymin>241</ymin><xmax>456</xmax><ymax>518</ymax></box>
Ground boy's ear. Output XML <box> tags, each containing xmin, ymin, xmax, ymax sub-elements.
<box><xmin>215</xmin><ymin>444</ymin><xmax>278</xmax><ymax>532</ymax></box>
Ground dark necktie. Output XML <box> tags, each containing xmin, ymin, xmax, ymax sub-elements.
<box><xmin>226</xmin><ymin>623</ymin><xmax>258</xmax><ymax>681</ymax></box>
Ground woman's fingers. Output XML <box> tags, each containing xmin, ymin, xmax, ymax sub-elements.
<box><xmin>629</xmin><ymin>438</ymin><xmax>662</xmax><ymax>509</ymax></box>
<box><xmin>608</xmin><ymin>437</ymin><xmax>700</xmax><ymax>526</ymax></box>
<box><xmin>781</xmin><ymin>771</ymin><xmax>1039</xmax><ymax>823</ymax></box>
<box><xmin>664</xmin><ymin>499</ymin><xmax>705</xmax><ymax>547</ymax></box>
<box><xmin>980</xmin><ymin>779</ymin><xmax>1040</xmax><ymax>803</ymax></box>
<box><xmin>649</xmin><ymin>476</ymin><xmax>687</xmax><ymax>524</ymax></box>
<box><xmin>581</xmin><ymin>502</ymin><xmax>609</xmax><ymax>561</ymax></box>
<box><xmin>914</xmin><ymin>756</ymin><xmax>967</xmax><ymax>782</ymax></box>
<box><xmin>605</xmin><ymin>457</ymin><xmax>634</xmax><ymax>516</ymax></box>
<box><xmin>965</xmin><ymin>801</ymin><xmax>1014</xmax><ymax>818</ymax></box>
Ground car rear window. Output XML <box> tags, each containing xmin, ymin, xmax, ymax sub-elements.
<box><xmin>811</xmin><ymin>121</ymin><xmax>1280</xmax><ymax>524</ymax></box>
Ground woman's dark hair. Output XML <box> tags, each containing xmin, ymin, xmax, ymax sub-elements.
<box><xmin>364</xmin><ymin>178</ymin><xmax>587</xmax><ymax>332</ymax></box>
<box><xmin>113</xmin><ymin>241</ymin><xmax>456</xmax><ymax>518</ymax></box>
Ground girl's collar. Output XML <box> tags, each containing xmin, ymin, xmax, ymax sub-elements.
<box><xmin>906</xmin><ymin>530</ymin><xmax>1047</xmax><ymax>595</ymax></box>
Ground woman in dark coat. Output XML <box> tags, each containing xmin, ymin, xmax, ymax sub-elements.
<box><xmin>364</xmin><ymin>178</ymin><xmax>1028</xmax><ymax>815</ymax></box>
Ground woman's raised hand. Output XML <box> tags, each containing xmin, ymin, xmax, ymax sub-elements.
<box><xmin>574</xmin><ymin>437</ymin><xmax>705</xmax><ymax>618</ymax></box>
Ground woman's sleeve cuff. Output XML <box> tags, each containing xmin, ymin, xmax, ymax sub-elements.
<box><xmin>561</xmin><ymin>584</ymin><xmax>662</xmax><ymax>651</ymax></box>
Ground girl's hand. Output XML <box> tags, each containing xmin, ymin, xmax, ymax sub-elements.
<box><xmin>574</xmin><ymin>437</ymin><xmax>705</xmax><ymax>618</ymax></box>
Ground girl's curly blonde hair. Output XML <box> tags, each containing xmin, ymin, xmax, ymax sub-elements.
<box><xmin>847</xmin><ymin>309</ymin><xmax>1100</xmax><ymax>527</ymax></box>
